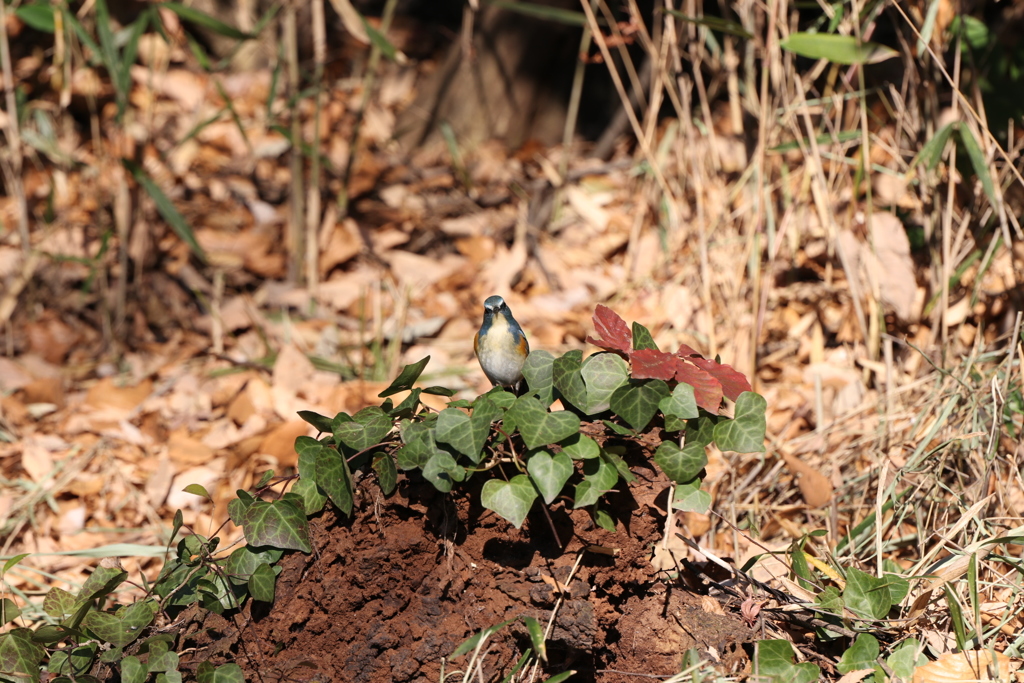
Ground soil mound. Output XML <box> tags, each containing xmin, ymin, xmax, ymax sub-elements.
<box><xmin>187</xmin><ymin>471</ymin><xmax>755</xmax><ymax>681</ymax></box>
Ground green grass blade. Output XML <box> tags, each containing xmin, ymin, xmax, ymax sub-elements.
<box><xmin>2</xmin><ymin>543</ymin><xmax>169</xmax><ymax>559</ymax></box>
<box><xmin>968</xmin><ymin>553</ymin><xmax>980</xmax><ymax>644</ymax></box>
<box><xmin>159</xmin><ymin>2</ymin><xmax>253</xmax><ymax>40</ymax></box>
<box><xmin>664</xmin><ymin>9</ymin><xmax>753</xmax><ymax>38</ymax></box>
<box><xmin>956</xmin><ymin>124</ymin><xmax>998</xmax><ymax>208</ymax></box>
<box><xmin>944</xmin><ymin>584</ymin><xmax>968</xmax><ymax>650</ymax></box>
<box><xmin>61</xmin><ymin>8</ymin><xmax>102</xmax><ymax>66</ymax></box>
<box><xmin>912</xmin><ymin>122</ymin><xmax>954</xmax><ymax>172</ymax></box>
<box><xmin>122</xmin><ymin>159</ymin><xmax>207</xmax><ymax>262</ymax></box>
<box><xmin>781</xmin><ymin>32</ymin><xmax>898</xmax><ymax>65</ymax></box>
<box><xmin>15</xmin><ymin>3</ymin><xmax>56</xmax><ymax>33</ymax></box>
<box><xmin>485</xmin><ymin>0</ymin><xmax>587</xmax><ymax>26</ymax></box>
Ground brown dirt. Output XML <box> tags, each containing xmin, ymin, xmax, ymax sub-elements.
<box><xmin>180</xmin><ymin>465</ymin><xmax>757</xmax><ymax>682</ymax></box>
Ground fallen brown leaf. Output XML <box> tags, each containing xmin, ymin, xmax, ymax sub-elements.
<box><xmin>780</xmin><ymin>452</ymin><xmax>834</xmax><ymax>508</ymax></box>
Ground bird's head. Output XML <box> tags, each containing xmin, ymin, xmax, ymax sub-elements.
<box><xmin>483</xmin><ymin>295</ymin><xmax>507</xmax><ymax>315</ymax></box>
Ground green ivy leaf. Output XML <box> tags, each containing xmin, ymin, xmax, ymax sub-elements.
<box><xmin>526</xmin><ymin>450</ymin><xmax>573</xmax><ymax>504</ymax></box>
<box><xmin>673</xmin><ymin>479</ymin><xmax>711</xmax><ymax>513</ymax></box>
<box><xmin>373</xmin><ymin>453</ymin><xmax>398</xmax><ymax>494</ymax></box>
<box><xmin>334</xmin><ymin>406</ymin><xmax>391</xmax><ymax>451</ymax></box>
<box><xmin>886</xmin><ymin>638</ymin><xmax>925</xmax><ymax>680</ymax></box>
<box><xmin>437</xmin><ymin>399</ymin><xmax>500</xmax><ymax>464</ymax></box>
<box><xmin>0</xmin><ymin>628</ymin><xmax>45</xmax><ymax>679</ymax></box>
<box><xmin>197</xmin><ymin>662</ymin><xmax>245</xmax><ymax>683</ymax></box>
<box><xmin>713</xmin><ymin>392</ymin><xmax>767</xmax><ymax>453</ymax></box>
<box><xmin>48</xmin><ymin>642</ymin><xmax>97</xmax><ymax>677</ymax></box>
<box><xmin>522</xmin><ymin>350</ymin><xmax>555</xmax><ymax>406</ymax></box>
<box><xmin>421</xmin><ymin>451</ymin><xmax>464</xmax><ymax>493</ymax></box>
<box><xmin>552</xmin><ymin>350</ymin><xmax>587</xmax><ymax>412</ymax></box>
<box><xmin>241</xmin><ymin>500</ymin><xmax>312</xmax><ymax>553</ymax></box>
<box><xmin>686</xmin><ymin>416</ymin><xmax>716</xmax><ymax>447</ymax></box>
<box><xmin>82</xmin><ymin>600</ymin><xmax>156</xmax><ymax>647</ymax></box>
<box><xmin>610</xmin><ymin>379</ymin><xmax>670</xmax><ymax>431</ymax></box>
<box><xmin>294</xmin><ymin>435</ymin><xmax>323</xmax><ymax>481</ymax></box>
<box><xmin>1</xmin><ymin>599</ymin><xmax>20</xmax><ymax>626</ymax></box>
<box><xmin>481</xmin><ymin>475</ymin><xmax>538</xmax><ymax>528</ymax></box>
<box><xmin>176</xmin><ymin>534</ymin><xmax>216</xmax><ymax>564</ymax></box>
<box><xmin>843</xmin><ymin>567</ymin><xmax>892</xmax><ymax>620</ymax></box>
<box><xmin>755</xmin><ymin>640</ymin><xmax>820</xmax><ymax>683</ymax></box>
<box><xmin>224</xmin><ymin>545</ymin><xmax>282</xmax><ymax>585</ymax></box>
<box><xmin>31</xmin><ymin>625</ymin><xmax>75</xmax><ymax>645</ymax></box>
<box><xmin>600</xmin><ymin>447</ymin><xmax>635</xmax><ymax>483</ymax></box>
<box><xmin>482</xmin><ymin>387</ymin><xmax>517</xmax><ymax>410</ymax></box>
<box><xmin>395</xmin><ymin>421</ymin><xmax>438</xmax><ymax>470</ymax></box>
<box><xmin>147</xmin><ymin>639</ymin><xmax>179</xmax><ymax>673</ymax></box>
<box><xmin>290</xmin><ymin>477</ymin><xmax>327</xmax><ymax>514</ymax></box>
<box><xmin>182</xmin><ymin>483</ymin><xmax>210</xmax><ymax>499</ymax></box>
<box><xmin>507</xmin><ymin>395</ymin><xmax>581</xmax><ymax>450</ymax></box>
<box><xmin>816</xmin><ymin>586</ymin><xmax>844</xmax><ymax>614</ymax></box>
<box><xmin>389</xmin><ymin>388</ymin><xmax>423</xmax><ymax>418</ymax></box>
<box><xmin>593</xmin><ymin>507</ymin><xmax>616</xmax><ymax>531</ymax></box>
<box><xmin>602</xmin><ymin>420</ymin><xmax>634</xmax><ymax>436</ymax></box>
<box><xmin>100</xmin><ymin>643</ymin><xmax>124</xmax><ymax>664</ymax></box>
<box><xmin>631</xmin><ymin>322</ymin><xmax>658</xmax><ymax>350</ymax></box>
<box><xmin>254</xmin><ymin>469</ymin><xmax>275</xmax><ymax>489</ymax></box>
<box><xmin>151</xmin><ymin>559</ymin><xmax>204</xmax><ymax>607</ymax></box>
<box><xmin>837</xmin><ymin>633</ymin><xmax>881</xmax><ymax>677</ymax></box>
<box><xmin>297</xmin><ymin>410</ymin><xmax>333</xmax><ymax>433</ymax></box>
<box><xmin>574</xmin><ymin>457</ymin><xmax>618</xmax><ymax>508</ymax></box>
<box><xmin>248</xmin><ymin>563</ymin><xmax>277</xmax><ymax>603</ymax></box>
<box><xmin>435</xmin><ymin>408</ymin><xmax>475</xmax><ymax>456</ymax></box>
<box><xmin>43</xmin><ymin>587</ymin><xmax>76</xmax><ymax>619</ymax></box>
<box><xmin>171</xmin><ymin>509</ymin><xmax>183</xmax><ymax>542</ymax></box>
<box><xmin>378</xmin><ymin>356</ymin><xmax>430</xmax><ymax>397</ymax></box>
<box><xmin>884</xmin><ymin>572</ymin><xmax>910</xmax><ymax>606</ymax></box>
<box><xmin>121</xmin><ymin>655</ymin><xmax>148</xmax><ymax>683</ymax></box>
<box><xmin>561</xmin><ymin>433</ymin><xmax>599</xmax><ymax>460</ymax></box>
<box><xmin>316</xmin><ymin>448</ymin><xmax>354</xmax><ymax>515</ymax></box>
<box><xmin>469</xmin><ymin>396</ymin><xmax>502</xmax><ymax>453</ymax></box>
<box><xmin>79</xmin><ymin>565</ymin><xmax>128</xmax><ymax>602</ymax></box>
<box><xmin>580</xmin><ymin>352</ymin><xmax>629</xmax><ymax>414</ymax></box>
<box><xmin>654</xmin><ymin>441</ymin><xmax>707</xmax><ymax>484</ymax></box>
<box><xmin>197</xmin><ymin>569</ymin><xmax>241</xmax><ymax>614</ymax></box>
<box><xmin>659</xmin><ymin>383</ymin><xmax>698</xmax><ymax>423</ymax></box>
<box><xmin>227</xmin><ymin>496</ymin><xmax>251</xmax><ymax>526</ymax></box>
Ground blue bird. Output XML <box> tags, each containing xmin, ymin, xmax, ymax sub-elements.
<box><xmin>474</xmin><ymin>295</ymin><xmax>530</xmax><ymax>390</ymax></box>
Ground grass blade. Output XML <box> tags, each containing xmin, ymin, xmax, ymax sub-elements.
<box><xmin>122</xmin><ymin>159</ymin><xmax>207</xmax><ymax>262</ymax></box>
<box><xmin>664</xmin><ymin>9</ymin><xmax>753</xmax><ymax>38</ymax></box>
<box><xmin>485</xmin><ymin>0</ymin><xmax>587</xmax><ymax>26</ymax></box>
<box><xmin>15</xmin><ymin>3</ymin><xmax>55</xmax><ymax>33</ymax></box>
<box><xmin>781</xmin><ymin>33</ymin><xmax>898</xmax><ymax>65</ymax></box>
<box><xmin>911</xmin><ymin>122</ymin><xmax>954</xmax><ymax>172</ymax></box>
<box><xmin>956</xmin><ymin>123</ymin><xmax>998</xmax><ymax>208</ymax></box>
<box><xmin>159</xmin><ymin>2</ymin><xmax>253</xmax><ymax>40</ymax></box>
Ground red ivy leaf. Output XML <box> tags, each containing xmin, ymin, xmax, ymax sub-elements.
<box><xmin>677</xmin><ymin>343</ymin><xmax>703</xmax><ymax>358</ymax></box>
<box><xmin>687</xmin><ymin>357</ymin><xmax>751</xmax><ymax>401</ymax></box>
<box><xmin>629</xmin><ymin>348</ymin><xmax>679</xmax><ymax>380</ymax></box>
<box><xmin>586</xmin><ymin>305</ymin><xmax>632</xmax><ymax>355</ymax></box>
<box><xmin>675</xmin><ymin>362</ymin><xmax>724</xmax><ymax>414</ymax></box>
